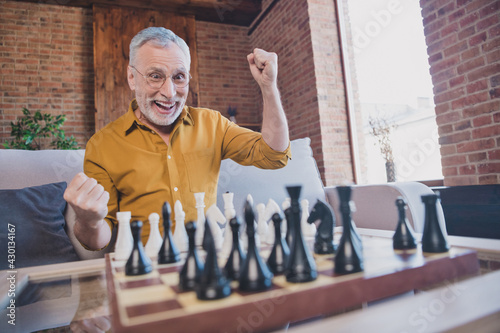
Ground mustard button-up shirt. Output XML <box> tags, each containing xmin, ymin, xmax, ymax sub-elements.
<box><xmin>84</xmin><ymin>100</ymin><xmax>291</xmax><ymax>244</ymax></box>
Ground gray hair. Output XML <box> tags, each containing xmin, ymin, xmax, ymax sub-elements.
<box><xmin>129</xmin><ymin>27</ymin><xmax>191</xmax><ymax>69</ymax></box>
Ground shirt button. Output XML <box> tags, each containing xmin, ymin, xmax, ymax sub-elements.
<box><xmin>174</xmin><ymin>187</ymin><xmax>178</xmax><ymax>192</ymax></box>
<box><xmin>168</xmin><ymin>155</ymin><xmax>172</xmax><ymax>159</ymax></box>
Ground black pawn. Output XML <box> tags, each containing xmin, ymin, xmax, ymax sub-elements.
<box><xmin>393</xmin><ymin>197</ymin><xmax>417</xmax><ymax>250</ymax></box>
<box><xmin>223</xmin><ymin>217</ymin><xmax>246</xmax><ymax>280</ymax></box>
<box><xmin>266</xmin><ymin>212</ymin><xmax>290</xmax><ymax>275</ymax></box>
<box><xmin>421</xmin><ymin>193</ymin><xmax>449</xmax><ymax>253</ymax></box>
<box><xmin>125</xmin><ymin>220</ymin><xmax>153</xmax><ymax>276</ymax></box>
<box><xmin>334</xmin><ymin>186</ymin><xmax>364</xmax><ymax>275</ymax></box>
<box><xmin>284</xmin><ymin>186</ymin><xmax>317</xmax><ymax>283</ymax></box>
<box><xmin>239</xmin><ymin>200</ymin><xmax>274</xmax><ymax>292</ymax></box>
<box><xmin>158</xmin><ymin>202</ymin><xmax>181</xmax><ymax>264</ymax></box>
<box><xmin>179</xmin><ymin>221</ymin><xmax>204</xmax><ymax>291</ymax></box>
<box><xmin>196</xmin><ymin>219</ymin><xmax>232</xmax><ymax>300</ymax></box>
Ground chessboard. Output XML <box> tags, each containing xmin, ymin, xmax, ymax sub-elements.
<box><xmin>105</xmin><ymin>235</ymin><xmax>479</xmax><ymax>333</ymax></box>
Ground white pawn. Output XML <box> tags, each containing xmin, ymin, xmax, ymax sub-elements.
<box><xmin>173</xmin><ymin>200</ymin><xmax>188</xmax><ymax>252</ymax></box>
<box><xmin>256</xmin><ymin>203</ymin><xmax>268</xmax><ymax>241</ymax></box>
<box><xmin>301</xmin><ymin>199</ymin><xmax>317</xmax><ymax>237</ymax></box>
<box><xmin>114</xmin><ymin>211</ymin><xmax>133</xmax><ymax>261</ymax></box>
<box><xmin>194</xmin><ymin>192</ymin><xmax>205</xmax><ymax>247</ymax></box>
<box><xmin>145</xmin><ymin>212</ymin><xmax>162</xmax><ymax>260</ymax></box>
<box><xmin>264</xmin><ymin>198</ymin><xmax>281</xmax><ymax>245</ymax></box>
<box><xmin>205</xmin><ymin>204</ymin><xmax>226</xmax><ymax>251</ymax></box>
<box><xmin>221</xmin><ymin>192</ymin><xmax>236</xmax><ymax>258</ymax></box>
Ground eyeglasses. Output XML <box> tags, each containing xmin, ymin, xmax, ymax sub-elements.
<box><xmin>130</xmin><ymin>65</ymin><xmax>191</xmax><ymax>89</ymax></box>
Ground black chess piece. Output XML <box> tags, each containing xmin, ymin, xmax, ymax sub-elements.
<box><xmin>392</xmin><ymin>197</ymin><xmax>417</xmax><ymax>250</ymax></box>
<box><xmin>158</xmin><ymin>202</ymin><xmax>181</xmax><ymax>264</ymax></box>
<box><xmin>223</xmin><ymin>217</ymin><xmax>246</xmax><ymax>280</ymax></box>
<box><xmin>196</xmin><ymin>219</ymin><xmax>232</xmax><ymax>300</ymax></box>
<box><xmin>334</xmin><ymin>186</ymin><xmax>364</xmax><ymax>275</ymax></box>
<box><xmin>125</xmin><ymin>220</ymin><xmax>153</xmax><ymax>276</ymax></box>
<box><xmin>307</xmin><ymin>199</ymin><xmax>337</xmax><ymax>254</ymax></box>
<box><xmin>284</xmin><ymin>206</ymin><xmax>294</xmax><ymax>248</ymax></box>
<box><xmin>421</xmin><ymin>193</ymin><xmax>449</xmax><ymax>253</ymax></box>
<box><xmin>284</xmin><ymin>185</ymin><xmax>317</xmax><ymax>283</ymax></box>
<box><xmin>179</xmin><ymin>221</ymin><xmax>204</xmax><ymax>291</ymax></box>
<box><xmin>239</xmin><ymin>200</ymin><xmax>274</xmax><ymax>292</ymax></box>
<box><xmin>266</xmin><ymin>212</ymin><xmax>290</xmax><ymax>275</ymax></box>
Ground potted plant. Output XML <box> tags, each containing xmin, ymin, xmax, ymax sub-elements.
<box><xmin>3</xmin><ymin>108</ymin><xmax>79</xmax><ymax>150</ymax></box>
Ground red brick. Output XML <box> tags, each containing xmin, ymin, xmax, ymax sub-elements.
<box><xmin>472</xmin><ymin>124</ymin><xmax>500</xmax><ymax>139</ymax></box>
<box><xmin>488</xmin><ymin>149</ymin><xmax>500</xmax><ymax>160</ymax></box>
<box><xmin>472</xmin><ymin>114</ymin><xmax>493</xmax><ymax>127</ymax></box>
<box><xmin>463</xmin><ymin>100</ymin><xmax>500</xmax><ymax>117</ymax></box>
<box><xmin>477</xmin><ymin>162</ymin><xmax>500</xmax><ymax>173</ymax></box>
<box><xmin>479</xmin><ymin>174</ymin><xmax>499</xmax><ymax>184</ymax></box>
<box><xmin>439</xmin><ymin>131</ymin><xmax>471</xmax><ymax>145</ymax></box>
<box><xmin>458</xmin><ymin>165</ymin><xmax>476</xmax><ymax>175</ymax></box>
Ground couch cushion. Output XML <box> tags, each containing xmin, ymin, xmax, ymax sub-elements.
<box><xmin>0</xmin><ymin>182</ymin><xmax>80</xmax><ymax>269</ymax></box>
<box><xmin>217</xmin><ymin>137</ymin><xmax>326</xmax><ymax>214</ymax></box>
<box><xmin>0</xmin><ymin>149</ymin><xmax>85</xmax><ymax>190</ymax></box>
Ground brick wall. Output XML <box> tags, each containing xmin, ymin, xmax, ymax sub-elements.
<box><xmin>0</xmin><ymin>0</ymin><xmax>95</xmax><ymax>148</ymax></box>
<box><xmin>420</xmin><ymin>0</ymin><xmax>500</xmax><ymax>186</ymax></box>
<box><xmin>196</xmin><ymin>22</ymin><xmax>258</xmax><ymax>124</ymax></box>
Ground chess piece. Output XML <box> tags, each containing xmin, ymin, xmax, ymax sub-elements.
<box><xmin>125</xmin><ymin>220</ymin><xmax>153</xmax><ymax>276</ymax></box>
<box><xmin>301</xmin><ymin>199</ymin><xmax>316</xmax><ymax>237</ymax></box>
<box><xmin>223</xmin><ymin>217</ymin><xmax>246</xmax><ymax>280</ymax></box>
<box><xmin>392</xmin><ymin>197</ymin><xmax>417</xmax><ymax>250</ymax></box>
<box><xmin>421</xmin><ymin>193</ymin><xmax>449</xmax><ymax>253</ymax></box>
<box><xmin>221</xmin><ymin>192</ymin><xmax>237</xmax><ymax>258</ymax></box>
<box><xmin>115</xmin><ymin>211</ymin><xmax>133</xmax><ymax>261</ymax></box>
<box><xmin>256</xmin><ymin>203</ymin><xmax>269</xmax><ymax>241</ymax></box>
<box><xmin>196</xmin><ymin>219</ymin><xmax>232</xmax><ymax>300</ymax></box>
<box><xmin>179</xmin><ymin>221</ymin><xmax>204</xmax><ymax>291</ymax></box>
<box><xmin>264</xmin><ymin>199</ymin><xmax>281</xmax><ymax>245</ymax></box>
<box><xmin>145</xmin><ymin>212</ymin><xmax>163</xmax><ymax>260</ymax></box>
<box><xmin>173</xmin><ymin>200</ymin><xmax>189</xmax><ymax>252</ymax></box>
<box><xmin>205</xmin><ymin>204</ymin><xmax>226</xmax><ymax>251</ymax></box>
<box><xmin>194</xmin><ymin>192</ymin><xmax>206</xmax><ymax>247</ymax></box>
<box><xmin>334</xmin><ymin>186</ymin><xmax>364</xmax><ymax>275</ymax></box>
<box><xmin>307</xmin><ymin>200</ymin><xmax>337</xmax><ymax>254</ymax></box>
<box><xmin>282</xmin><ymin>198</ymin><xmax>292</xmax><ymax>247</ymax></box>
<box><xmin>158</xmin><ymin>202</ymin><xmax>181</xmax><ymax>264</ymax></box>
<box><xmin>239</xmin><ymin>200</ymin><xmax>274</xmax><ymax>292</ymax></box>
<box><xmin>284</xmin><ymin>186</ymin><xmax>317</xmax><ymax>283</ymax></box>
<box><xmin>266</xmin><ymin>212</ymin><xmax>290</xmax><ymax>275</ymax></box>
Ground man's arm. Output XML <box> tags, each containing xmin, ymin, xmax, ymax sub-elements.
<box><xmin>64</xmin><ymin>172</ymin><xmax>112</xmax><ymax>250</ymax></box>
<box><xmin>247</xmin><ymin>48</ymin><xmax>289</xmax><ymax>152</ymax></box>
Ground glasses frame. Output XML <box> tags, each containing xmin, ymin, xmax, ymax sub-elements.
<box><xmin>129</xmin><ymin>65</ymin><xmax>191</xmax><ymax>89</ymax></box>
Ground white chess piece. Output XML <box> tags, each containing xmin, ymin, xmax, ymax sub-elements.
<box><xmin>173</xmin><ymin>200</ymin><xmax>188</xmax><ymax>252</ymax></box>
<box><xmin>256</xmin><ymin>203</ymin><xmax>268</xmax><ymax>240</ymax></box>
<box><xmin>221</xmin><ymin>192</ymin><xmax>236</xmax><ymax>258</ymax></box>
<box><xmin>194</xmin><ymin>192</ymin><xmax>205</xmax><ymax>247</ymax></box>
<box><xmin>301</xmin><ymin>199</ymin><xmax>316</xmax><ymax>237</ymax></box>
<box><xmin>205</xmin><ymin>204</ymin><xmax>226</xmax><ymax>251</ymax></box>
<box><xmin>264</xmin><ymin>198</ymin><xmax>282</xmax><ymax>245</ymax></box>
<box><xmin>114</xmin><ymin>211</ymin><xmax>133</xmax><ymax>261</ymax></box>
<box><xmin>145</xmin><ymin>212</ymin><xmax>163</xmax><ymax>260</ymax></box>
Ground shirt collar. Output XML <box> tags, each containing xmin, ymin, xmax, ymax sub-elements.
<box><xmin>122</xmin><ymin>99</ymin><xmax>194</xmax><ymax>134</ymax></box>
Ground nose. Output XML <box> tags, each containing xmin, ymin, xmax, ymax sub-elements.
<box><xmin>159</xmin><ymin>77</ymin><xmax>176</xmax><ymax>98</ymax></box>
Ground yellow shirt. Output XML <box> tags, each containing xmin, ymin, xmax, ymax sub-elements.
<box><xmin>84</xmin><ymin>100</ymin><xmax>291</xmax><ymax>244</ymax></box>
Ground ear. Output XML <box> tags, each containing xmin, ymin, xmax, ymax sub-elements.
<box><xmin>127</xmin><ymin>66</ymin><xmax>136</xmax><ymax>91</ymax></box>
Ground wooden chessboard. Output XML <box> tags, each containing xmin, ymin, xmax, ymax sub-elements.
<box><xmin>105</xmin><ymin>235</ymin><xmax>479</xmax><ymax>333</ymax></box>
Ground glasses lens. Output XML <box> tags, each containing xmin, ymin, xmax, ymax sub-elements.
<box><xmin>144</xmin><ymin>71</ymin><xmax>190</xmax><ymax>89</ymax></box>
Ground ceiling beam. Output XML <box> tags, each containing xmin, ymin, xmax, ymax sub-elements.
<box><xmin>16</xmin><ymin>0</ymin><xmax>262</xmax><ymax>26</ymax></box>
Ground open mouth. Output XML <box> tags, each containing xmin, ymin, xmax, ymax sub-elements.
<box><xmin>154</xmin><ymin>100</ymin><xmax>176</xmax><ymax>113</ymax></box>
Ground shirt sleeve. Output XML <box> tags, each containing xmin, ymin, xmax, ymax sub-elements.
<box><xmin>83</xmin><ymin>137</ymin><xmax>118</xmax><ymax>236</ymax></box>
<box><xmin>221</xmin><ymin>118</ymin><xmax>291</xmax><ymax>169</ymax></box>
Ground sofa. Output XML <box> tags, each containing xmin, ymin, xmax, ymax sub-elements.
<box><xmin>0</xmin><ymin>137</ymin><xmax>444</xmax><ymax>267</ymax></box>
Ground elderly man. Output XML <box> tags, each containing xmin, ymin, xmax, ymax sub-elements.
<box><xmin>64</xmin><ymin>27</ymin><xmax>290</xmax><ymax>249</ymax></box>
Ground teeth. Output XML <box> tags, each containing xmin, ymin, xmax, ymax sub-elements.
<box><xmin>156</xmin><ymin>101</ymin><xmax>175</xmax><ymax>108</ymax></box>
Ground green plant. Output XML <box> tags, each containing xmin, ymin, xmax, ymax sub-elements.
<box><xmin>3</xmin><ymin>108</ymin><xmax>79</xmax><ymax>150</ymax></box>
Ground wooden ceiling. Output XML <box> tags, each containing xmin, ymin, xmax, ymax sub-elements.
<box><xmin>18</xmin><ymin>0</ymin><xmax>262</xmax><ymax>26</ymax></box>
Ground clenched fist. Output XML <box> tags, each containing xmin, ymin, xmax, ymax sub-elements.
<box><xmin>247</xmin><ymin>48</ymin><xmax>279</xmax><ymax>89</ymax></box>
